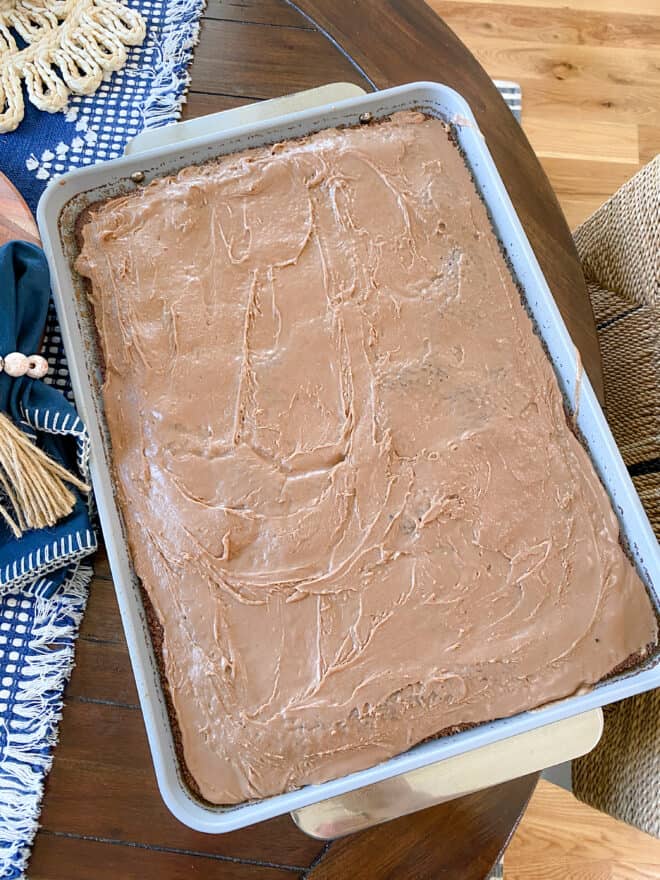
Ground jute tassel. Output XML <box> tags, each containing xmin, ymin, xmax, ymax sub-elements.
<box><xmin>0</xmin><ymin>412</ymin><xmax>89</xmax><ymax>538</ymax></box>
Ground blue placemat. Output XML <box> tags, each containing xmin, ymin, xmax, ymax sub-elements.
<box><xmin>0</xmin><ymin>565</ymin><xmax>91</xmax><ymax>879</ymax></box>
<box><xmin>0</xmin><ymin>290</ymin><xmax>95</xmax><ymax>878</ymax></box>
<box><xmin>0</xmin><ymin>0</ymin><xmax>204</xmax><ymax>874</ymax></box>
<box><xmin>0</xmin><ymin>0</ymin><xmax>204</xmax><ymax>216</ymax></box>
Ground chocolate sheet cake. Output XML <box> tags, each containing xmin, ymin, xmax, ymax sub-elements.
<box><xmin>75</xmin><ymin>111</ymin><xmax>657</xmax><ymax>804</ymax></box>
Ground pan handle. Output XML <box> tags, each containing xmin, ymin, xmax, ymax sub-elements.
<box><xmin>124</xmin><ymin>82</ymin><xmax>367</xmax><ymax>156</ymax></box>
<box><xmin>290</xmin><ymin>708</ymin><xmax>602</xmax><ymax>839</ymax></box>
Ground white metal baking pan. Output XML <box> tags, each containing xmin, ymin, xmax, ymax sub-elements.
<box><xmin>37</xmin><ymin>82</ymin><xmax>659</xmax><ymax>833</ymax></box>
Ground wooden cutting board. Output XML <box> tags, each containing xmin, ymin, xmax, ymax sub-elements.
<box><xmin>0</xmin><ymin>172</ymin><xmax>39</xmax><ymax>247</ymax></box>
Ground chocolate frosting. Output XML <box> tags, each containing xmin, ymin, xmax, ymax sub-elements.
<box><xmin>76</xmin><ymin>112</ymin><xmax>657</xmax><ymax>804</ymax></box>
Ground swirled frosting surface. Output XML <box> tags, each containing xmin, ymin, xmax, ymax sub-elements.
<box><xmin>76</xmin><ymin>112</ymin><xmax>657</xmax><ymax>804</ymax></box>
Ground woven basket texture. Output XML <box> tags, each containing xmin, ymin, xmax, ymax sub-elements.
<box><xmin>572</xmin><ymin>155</ymin><xmax>659</xmax><ymax>839</ymax></box>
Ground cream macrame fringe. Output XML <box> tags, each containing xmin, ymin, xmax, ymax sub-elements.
<box><xmin>0</xmin><ymin>412</ymin><xmax>89</xmax><ymax>537</ymax></box>
<box><xmin>0</xmin><ymin>0</ymin><xmax>146</xmax><ymax>132</ymax></box>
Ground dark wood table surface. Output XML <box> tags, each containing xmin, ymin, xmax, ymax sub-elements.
<box><xmin>3</xmin><ymin>1</ymin><xmax>604</xmax><ymax>877</ymax></box>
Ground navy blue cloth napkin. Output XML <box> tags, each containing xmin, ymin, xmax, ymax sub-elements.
<box><xmin>0</xmin><ymin>241</ymin><xmax>96</xmax><ymax>597</ymax></box>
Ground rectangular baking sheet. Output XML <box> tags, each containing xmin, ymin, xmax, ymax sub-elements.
<box><xmin>37</xmin><ymin>82</ymin><xmax>660</xmax><ymax>833</ymax></box>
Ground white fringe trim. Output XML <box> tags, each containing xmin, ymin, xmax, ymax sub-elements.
<box><xmin>0</xmin><ymin>565</ymin><xmax>91</xmax><ymax>879</ymax></box>
<box><xmin>0</xmin><ymin>0</ymin><xmax>146</xmax><ymax>133</ymax></box>
<box><xmin>140</xmin><ymin>0</ymin><xmax>206</xmax><ymax>129</ymax></box>
<box><xmin>1</xmin><ymin>532</ymin><xmax>96</xmax><ymax>595</ymax></box>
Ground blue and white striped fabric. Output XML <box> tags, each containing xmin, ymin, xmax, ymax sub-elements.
<box><xmin>494</xmin><ymin>79</ymin><xmax>522</xmax><ymax>122</ymax></box>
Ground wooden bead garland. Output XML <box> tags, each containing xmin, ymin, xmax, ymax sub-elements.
<box><xmin>1</xmin><ymin>352</ymin><xmax>49</xmax><ymax>379</ymax></box>
<box><xmin>27</xmin><ymin>355</ymin><xmax>49</xmax><ymax>379</ymax></box>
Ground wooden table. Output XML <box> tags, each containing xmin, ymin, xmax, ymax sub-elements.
<box><xmin>3</xmin><ymin>1</ymin><xmax>605</xmax><ymax>876</ymax></box>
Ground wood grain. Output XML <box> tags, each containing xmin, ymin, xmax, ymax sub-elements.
<box><xmin>556</xmin><ymin>196</ymin><xmax>609</xmax><ymax>230</ymax></box>
<box><xmin>514</xmin><ymin>78</ymin><xmax>659</xmax><ymax>127</ymax></box>
<box><xmin>524</xmin><ymin>117</ymin><xmax>639</xmax><ymax>165</ymax></box>
<box><xmin>39</xmin><ymin>698</ymin><xmax>323</xmax><ymax>867</ymax></box>
<box><xmin>78</xmin><ymin>579</ymin><xmax>127</xmax><ymax>646</ymax></box>
<box><xmin>39</xmin><ymin>762</ymin><xmax>321</xmax><ymax>869</ymax></box>
<box><xmin>442</xmin><ymin>0</ymin><xmax>660</xmax><ymax>15</ymax></box>
<box><xmin>203</xmin><ymin>0</ymin><xmax>312</xmax><ymax>27</ymax></box>
<box><xmin>66</xmin><ymin>637</ymin><xmax>138</xmax><ymax>706</ymax></box>
<box><xmin>444</xmin><ymin>0</ymin><xmax>660</xmax><ymax>16</ymax></box>
<box><xmin>505</xmin><ymin>780</ymin><xmax>660</xmax><ymax>880</ymax></box>
<box><xmin>187</xmin><ymin>19</ymin><xmax>367</xmax><ymax>98</ymax></box>
<box><xmin>30</xmin><ymin>835</ymin><xmax>297</xmax><ymax>880</ymax></box>
<box><xmin>430</xmin><ymin>0</ymin><xmax>660</xmax><ymax>227</ymax></box>
<box><xmin>308</xmin><ymin>775</ymin><xmax>538</xmax><ymax>880</ymax></box>
<box><xmin>443</xmin><ymin>42</ymin><xmax>658</xmax><ymax>92</ymax></box>
<box><xmin>539</xmin><ymin>157</ymin><xmax>641</xmax><ymax>198</ymax></box>
<box><xmin>639</xmin><ymin>125</ymin><xmax>660</xmax><ymax>164</ymax></box>
<box><xmin>183</xmin><ymin>92</ymin><xmax>254</xmax><ymax>119</ymax></box>
<box><xmin>536</xmin><ymin>157</ymin><xmax>640</xmax><ymax>228</ymax></box>
<box><xmin>89</xmin><ymin>544</ymin><xmax>112</xmax><ymax>581</ymax></box>
<box><xmin>428</xmin><ymin>1</ymin><xmax>660</xmax><ymax>49</ymax></box>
